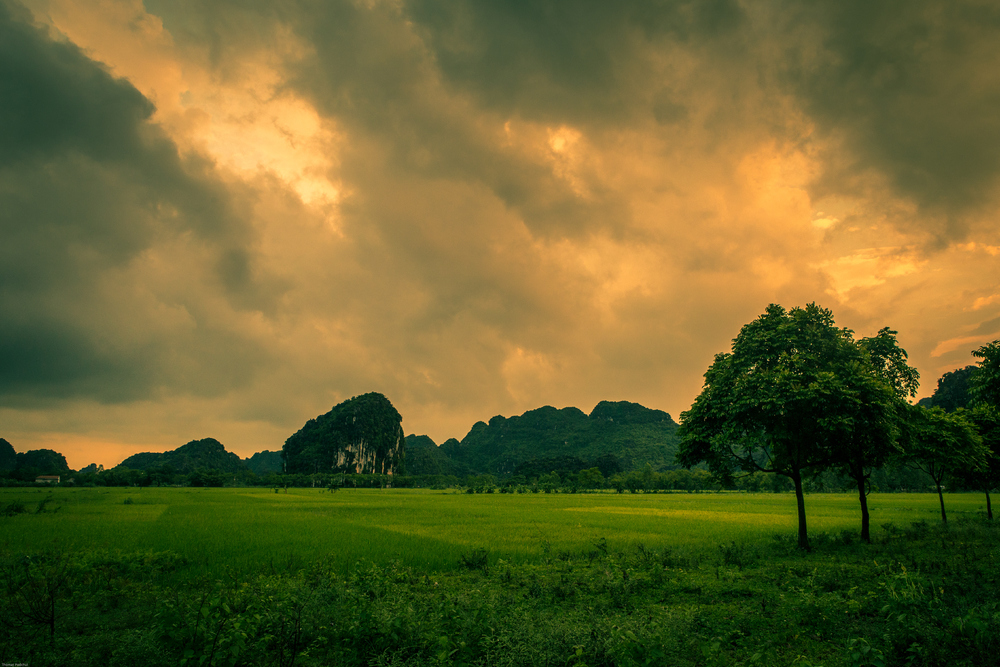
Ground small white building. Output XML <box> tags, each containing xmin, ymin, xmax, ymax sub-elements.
<box><xmin>35</xmin><ymin>475</ymin><xmax>60</xmax><ymax>484</ymax></box>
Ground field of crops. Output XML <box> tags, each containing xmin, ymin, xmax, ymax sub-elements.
<box><xmin>0</xmin><ymin>487</ymin><xmax>987</xmax><ymax>574</ymax></box>
<box><xmin>3</xmin><ymin>487</ymin><xmax>997</xmax><ymax>666</ymax></box>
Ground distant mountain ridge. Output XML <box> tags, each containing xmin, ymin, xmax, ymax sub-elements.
<box><xmin>403</xmin><ymin>435</ymin><xmax>473</xmax><ymax>477</ymax></box>
<box><xmin>245</xmin><ymin>450</ymin><xmax>283</xmax><ymax>475</ymax></box>
<box><xmin>406</xmin><ymin>400</ymin><xmax>680</xmax><ymax>477</ymax></box>
<box><xmin>30</xmin><ymin>397</ymin><xmax>678</xmax><ymax>480</ymax></box>
<box><xmin>117</xmin><ymin>438</ymin><xmax>247</xmax><ymax>474</ymax></box>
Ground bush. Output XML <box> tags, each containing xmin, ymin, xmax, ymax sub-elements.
<box><xmin>458</xmin><ymin>548</ymin><xmax>490</xmax><ymax>573</ymax></box>
<box><xmin>1</xmin><ymin>500</ymin><xmax>26</xmax><ymax>516</ymax></box>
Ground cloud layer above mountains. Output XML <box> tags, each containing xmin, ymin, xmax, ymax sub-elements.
<box><xmin>3</xmin><ymin>0</ymin><xmax>1000</xmax><ymax>467</ymax></box>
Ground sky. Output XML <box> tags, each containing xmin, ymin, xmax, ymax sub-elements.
<box><xmin>3</xmin><ymin>0</ymin><xmax>1000</xmax><ymax>469</ymax></box>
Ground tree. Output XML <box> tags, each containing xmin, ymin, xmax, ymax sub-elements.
<box><xmin>905</xmin><ymin>406</ymin><xmax>986</xmax><ymax>523</ymax></box>
<box><xmin>920</xmin><ymin>366</ymin><xmax>976</xmax><ymax>411</ymax></box>
<box><xmin>837</xmin><ymin>328</ymin><xmax>918</xmax><ymax>542</ymax></box>
<box><xmin>971</xmin><ymin>340</ymin><xmax>1000</xmax><ymax>408</ymax></box>
<box><xmin>967</xmin><ymin>340</ymin><xmax>1000</xmax><ymax>519</ymax></box>
<box><xmin>538</xmin><ymin>472</ymin><xmax>559</xmax><ymax>493</ymax></box>
<box><xmin>962</xmin><ymin>408</ymin><xmax>1000</xmax><ymax>519</ymax></box>
<box><xmin>15</xmin><ymin>449</ymin><xmax>70</xmax><ymax>475</ymax></box>
<box><xmin>0</xmin><ymin>438</ymin><xmax>16</xmax><ymax>472</ymax></box>
<box><xmin>678</xmin><ymin>303</ymin><xmax>882</xmax><ymax>549</ymax></box>
<box><xmin>577</xmin><ymin>467</ymin><xmax>604</xmax><ymax>491</ymax></box>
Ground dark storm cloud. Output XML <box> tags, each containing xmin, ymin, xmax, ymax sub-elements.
<box><xmin>286</xmin><ymin>0</ymin><xmax>626</xmax><ymax>238</ymax></box>
<box><xmin>0</xmin><ymin>2</ymin><xmax>274</xmax><ymax>403</ymax></box>
<box><xmin>403</xmin><ymin>0</ymin><xmax>1000</xmax><ymax>240</ymax></box>
<box><xmin>774</xmin><ymin>0</ymin><xmax>1000</xmax><ymax>228</ymax></box>
<box><xmin>406</xmin><ymin>0</ymin><xmax>746</xmax><ymax>124</ymax></box>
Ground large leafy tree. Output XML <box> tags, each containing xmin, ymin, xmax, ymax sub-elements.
<box><xmin>905</xmin><ymin>406</ymin><xmax>986</xmax><ymax>523</ymax></box>
<box><xmin>678</xmin><ymin>303</ymin><xmax>897</xmax><ymax>549</ymax></box>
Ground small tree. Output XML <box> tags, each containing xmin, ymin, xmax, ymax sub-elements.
<box><xmin>837</xmin><ymin>328</ymin><xmax>918</xmax><ymax>542</ymax></box>
<box><xmin>971</xmin><ymin>340</ymin><xmax>1000</xmax><ymax>407</ymax></box>
<box><xmin>968</xmin><ymin>340</ymin><xmax>1000</xmax><ymax>519</ymax></box>
<box><xmin>962</xmin><ymin>407</ymin><xmax>1000</xmax><ymax>519</ymax></box>
<box><xmin>577</xmin><ymin>467</ymin><xmax>604</xmax><ymax>492</ymax></box>
<box><xmin>539</xmin><ymin>472</ymin><xmax>559</xmax><ymax>493</ymax></box>
<box><xmin>905</xmin><ymin>406</ymin><xmax>986</xmax><ymax>523</ymax></box>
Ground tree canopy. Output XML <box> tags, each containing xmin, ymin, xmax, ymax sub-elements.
<box><xmin>967</xmin><ymin>340</ymin><xmax>1000</xmax><ymax>519</ymax></box>
<box><xmin>962</xmin><ymin>407</ymin><xmax>1000</xmax><ymax>519</ymax></box>
<box><xmin>117</xmin><ymin>438</ymin><xmax>246</xmax><ymax>475</ymax></box>
<box><xmin>905</xmin><ymin>405</ymin><xmax>986</xmax><ymax>523</ymax></box>
<box><xmin>438</xmin><ymin>401</ymin><xmax>679</xmax><ymax>476</ymax></box>
<box><xmin>839</xmin><ymin>328</ymin><xmax>918</xmax><ymax>541</ymax></box>
<box><xmin>971</xmin><ymin>340</ymin><xmax>1000</xmax><ymax>408</ymax></box>
<box><xmin>919</xmin><ymin>365</ymin><xmax>976</xmax><ymax>412</ymax></box>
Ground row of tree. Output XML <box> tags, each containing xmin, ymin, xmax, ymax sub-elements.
<box><xmin>678</xmin><ymin>303</ymin><xmax>1000</xmax><ymax>549</ymax></box>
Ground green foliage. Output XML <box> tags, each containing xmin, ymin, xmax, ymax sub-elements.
<box><xmin>0</xmin><ymin>551</ymin><xmax>74</xmax><ymax>645</ymax></box>
<box><xmin>402</xmin><ymin>435</ymin><xmax>473</xmax><ymax>477</ymax></box>
<box><xmin>2</xmin><ymin>500</ymin><xmax>26</xmax><ymax>516</ymax></box>
<box><xmin>117</xmin><ymin>438</ymin><xmax>246</xmax><ymax>476</ymax></box>
<box><xmin>839</xmin><ymin>327</ymin><xmax>917</xmax><ymax>542</ymax></box>
<box><xmin>960</xmin><ymin>407</ymin><xmax>1000</xmax><ymax>517</ymax></box>
<box><xmin>905</xmin><ymin>406</ymin><xmax>987</xmax><ymax>523</ymax></box>
<box><xmin>679</xmin><ymin>304</ymin><xmax>864</xmax><ymax>480</ymax></box>
<box><xmin>718</xmin><ymin>541</ymin><xmax>759</xmax><ymax>570</ymax></box>
<box><xmin>2</xmin><ymin>515</ymin><xmax>998</xmax><ymax>667</ymax></box>
<box><xmin>971</xmin><ymin>340</ymin><xmax>1000</xmax><ymax>409</ymax></box>
<box><xmin>0</xmin><ymin>438</ymin><xmax>16</xmax><ymax>472</ymax></box>
<box><xmin>187</xmin><ymin>469</ymin><xmax>227</xmax><ymax>488</ymax></box>
<box><xmin>859</xmin><ymin>327</ymin><xmax>919</xmax><ymax>401</ymax></box>
<box><xmin>905</xmin><ymin>407</ymin><xmax>986</xmax><ymax>478</ymax></box>
<box><xmin>458</xmin><ymin>548</ymin><xmax>490</xmax><ymax>573</ymax></box>
<box><xmin>921</xmin><ymin>365</ymin><xmax>976</xmax><ymax>412</ymax></box>
<box><xmin>678</xmin><ymin>303</ymin><xmax>906</xmax><ymax>548</ymax></box>
<box><xmin>244</xmin><ymin>450</ymin><xmax>283</xmax><ymax>475</ymax></box>
<box><xmin>14</xmin><ymin>448</ymin><xmax>70</xmax><ymax>476</ymax></box>
<box><xmin>437</xmin><ymin>400</ymin><xmax>679</xmax><ymax>477</ymax></box>
<box><xmin>283</xmin><ymin>393</ymin><xmax>404</xmax><ymax>475</ymax></box>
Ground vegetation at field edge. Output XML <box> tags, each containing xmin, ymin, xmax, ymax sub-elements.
<box><xmin>1</xmin><ymin>510</ymin><xmax>997</xmax><ymax>666</ymax></box>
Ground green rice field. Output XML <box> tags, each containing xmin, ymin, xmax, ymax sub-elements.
<box><xmin>0</xmin><ymin>487</ymin><xmax>986</xmax><ymax>575</ymax></box>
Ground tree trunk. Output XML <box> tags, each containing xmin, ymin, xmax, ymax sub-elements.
<box><xmin>936</xmin><ymin>479</ymin><xmax>947</xmax><ymax>524</ymax></box>
<box><xmin>986</xmin><ymin>489</ymin><xmax>993</xmax><ymax>520</ymax></box>
<box><xmin>792</xmin><ymin>471</ymin><xmax>809</xmax><ymax>550</ymax></box>
<box><xmin>855</xmin><ymin>468</ymin><xmax>870</xmax><ymax>543</ymax></box>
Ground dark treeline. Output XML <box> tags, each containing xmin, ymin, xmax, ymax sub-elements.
<box><xmin>0</xmin><ymin>457</ymin><xmax>952</xmax><ymax>495</ymax></box>
<box><xmin>0</xmin><ymin>430</ymin><xmax>962</xmax><ymax>494</ymax></box>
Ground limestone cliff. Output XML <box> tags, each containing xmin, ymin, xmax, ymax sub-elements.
<box><xmin>282</xmin><ymin>393</ymin><xmax>404</xmax><ymax>475</ymax></box>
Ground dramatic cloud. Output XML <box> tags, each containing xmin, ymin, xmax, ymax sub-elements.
<box><xmin>3</xmin><ymin>0</ymin><xmax>1000</xmax><ymax>467</ymax></box>
<box><xmin>0</xmin><ymin>2</ymin><xmax>277</xmax><ymax>408</ymax></box>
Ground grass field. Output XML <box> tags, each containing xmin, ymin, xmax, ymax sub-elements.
<box><xmin>0</xmin><ymin>487</ymin><xmax>987</xmax><ymax>575</ymax></box>
<box><xmin>1</xmin><ymin>487</ymin><xmax>997</xmax><ymax>666</ymax></box>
